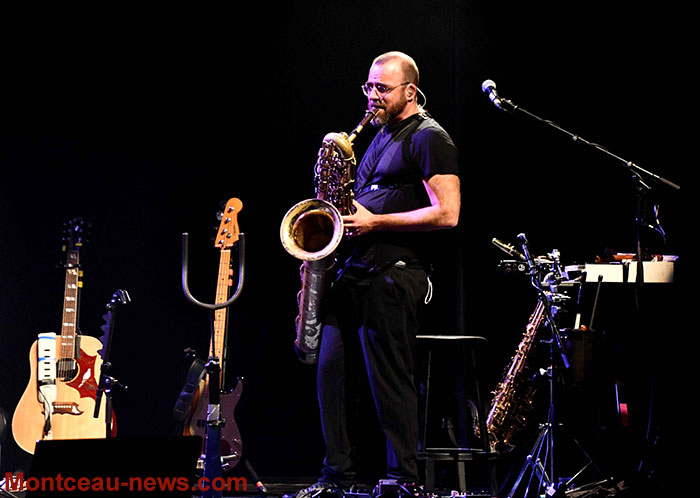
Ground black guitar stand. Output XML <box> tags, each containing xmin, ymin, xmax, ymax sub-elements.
<box><xmin>94</xmin><ymin>289</ymin><xmax>131</xmax><ymax>437</ymax></box>
<box><xmin>182</xmin><ymin>231</ymin><xmax>266</xmax><ymax>497</ymax></box>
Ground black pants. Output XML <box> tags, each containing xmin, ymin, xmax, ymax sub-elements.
<box><xmin>317</xmin><ymin>263</ymin><xmax>429</xmax><ymax>484</ymax></box>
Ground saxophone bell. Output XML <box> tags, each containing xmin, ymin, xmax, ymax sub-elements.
<box><xmin>280</xmin><ymin>199</ymin><xmax>342</xmax><ymax>365</ymax></box>
<box><xmin>280</xmin><ymin>198</ymin><xmax>344</xmax><ymax>262</ymax></box>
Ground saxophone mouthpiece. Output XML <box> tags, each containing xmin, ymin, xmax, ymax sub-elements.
<box><xmin>348</xmin><ymin>109</ymin><xmax>379</xmax><ymax>143</ymax></box>
<box><xmin>492</xmin><ymin>237</ymin><xmax>525</xmax><ymax>260</ymax></box>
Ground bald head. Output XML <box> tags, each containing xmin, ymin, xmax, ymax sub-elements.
<box><xmin>371</xmin><ymin>51</ymin><xmax>420</xmax><ymax>86</ymax></box>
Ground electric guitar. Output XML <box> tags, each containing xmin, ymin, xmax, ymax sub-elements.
<box><xmin>12</xmin><ymin>218</ymin><xmax>116</xmax><ymax>454</ymax></box>
<box><xmin>183</xmin><ymin>198</ymin><xmax>244</xmax><ymax>471</ymax></box>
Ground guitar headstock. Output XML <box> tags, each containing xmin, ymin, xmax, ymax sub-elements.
<box><xmin>62</xmin><ymin>217</ymin><xmax>91</xmax><ymax>253</ymax></box>
<box><xmin>215</xmin><ymin>198</ymin><xmax>243</xmax><ymax>249</ymax></box>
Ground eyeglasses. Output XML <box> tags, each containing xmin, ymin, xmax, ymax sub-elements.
<box><xmin>361</xmin><ymin>81</ymin><xmax>410</xmax><ymax>97</ymax></box>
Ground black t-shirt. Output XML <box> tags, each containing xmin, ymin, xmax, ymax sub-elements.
<box><xmin>339</xmin><ymin>112</ymin><xmax>459</xmax><ymax>275</ymax></box>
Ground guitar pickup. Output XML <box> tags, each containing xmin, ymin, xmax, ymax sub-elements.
<box><xmin>37</xmin><ymin>333</ymin><xmax>57</xmax><ymax>386</ymax></box>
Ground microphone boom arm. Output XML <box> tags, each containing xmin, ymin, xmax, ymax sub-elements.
<box><xmin>483</xmin><ymin>79</ymin><xmax>680</xmax><ymax>287</ymax></box>
<box><xmin>484</xmin><ymin>81</ymin><xmax>680</xmax><ymax>192</ymax></box>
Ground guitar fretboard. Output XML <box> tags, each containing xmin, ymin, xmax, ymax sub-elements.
<box><xmin>212</xmin><ymin>248</ymin><xmax>233</xmax><ymax>380</ymax></box>
<box><xmin>60</xmin><ymin>250</ymin><xmax>81</xmax><ymax>362</ymax></box>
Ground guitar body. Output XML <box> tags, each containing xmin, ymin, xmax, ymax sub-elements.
<box><xmin>12</xmin><ymin>335</ymin><xmax>116</xmax><ymax>454</ymax></box>
<box><xmin>184</xmin><ymin>377</ymin><xmax>243</xmax><ymax>470</ymax></box>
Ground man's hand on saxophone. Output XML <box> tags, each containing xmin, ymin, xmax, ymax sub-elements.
<box><xmin>342</xmin><ymin>201</ymin><xmax>374</xmax><ymax>237</ymax></box>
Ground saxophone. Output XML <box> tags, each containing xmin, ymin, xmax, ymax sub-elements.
<box><xmin>484</xmin><ymin>298</ymin><xmax>547</xmax><ymax>453</ymax></box>
<box><xmin>280</xmin><ymin>110</ymin><xmax>377</xmax><ymax>364</ymax></box>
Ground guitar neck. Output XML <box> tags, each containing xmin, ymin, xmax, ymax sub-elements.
<box><xmin>208</xmin><ymin>196</ymin><xmax>242</xmax><ymax>389</ymax></box>
<box><xmin>60</xmin><ymin>249</ymin><xmax>81</xmax><ymax>360</ymax></box>
<box><xmin>212</xmin><ymin>248</ymin><xmax>233</xmax><ymax>379</ymax></box>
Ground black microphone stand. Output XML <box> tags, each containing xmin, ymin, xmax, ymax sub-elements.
<box><xmin>486</xmin><ymin>86</ymin><xmax>680</xmax><ymax>288</ymax></box>
<box><xmin>94</xmin><ymin>289</ymin><xmax>131</xmax><ymax>437</ymax></box>
<box><xmin>182</xmin><ymin>232</ymin><xmax>250</xmax><ymax>498</ymax></box>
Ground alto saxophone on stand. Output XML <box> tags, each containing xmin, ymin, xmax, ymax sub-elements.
<box><xmin>485</xmin><ymin>298</ymin><xmax>547</xmax><ymax>454</ymax></box>
<box><xmin>280</xmin><ymin>110</ymin><xmax>377</xmax><ymax>364</ymax></box>
<box><xmin>483</xmin><ymin>237</ymin><xmax>570</xmax><ymax>454</ymax></box>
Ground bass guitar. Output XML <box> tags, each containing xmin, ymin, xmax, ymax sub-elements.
<box><xmin>12</xmin><ymin>218</ymin><xmax>116</xmax><ymax>454</ymax></box>
<box><xmin>182</xmin><ymin>198</ymin><xmax>244</xmax><ymax>471</ymax></box>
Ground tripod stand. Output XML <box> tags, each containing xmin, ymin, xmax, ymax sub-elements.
<box><xmin>505</xmin><ymin>235</ymin><xmax>600</xmax><ymax>498</ymax></box>
<box><xmin>506</xmin><ymin>339</ymin><xmax>598</xmax><ymax>498</ymax></box>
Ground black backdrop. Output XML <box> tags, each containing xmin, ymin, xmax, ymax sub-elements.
<box><xmin>1</xmin><ymin>1</ymin><xmax>681</xmax><ymax>490</ymax></box>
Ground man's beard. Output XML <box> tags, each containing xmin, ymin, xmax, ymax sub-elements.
<box><xmin>371</xmin><ymin>93</ymin><xmax>408</xmax><ymax>126</ymax></box>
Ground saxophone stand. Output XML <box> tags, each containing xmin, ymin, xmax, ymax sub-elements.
<box><xmin>94</xmin><ymin>289</ymin><xmax>131</xmax><ymax>437</ymax></box>
<box><xmin>506</xmin><ymin>235</ymin><xmax>598</xmax><ymax>498</ymax></box>
<box><xmin>183</xmin><ymin>232</ymin><xmax>261</xmax><ymax>498</ymax></box>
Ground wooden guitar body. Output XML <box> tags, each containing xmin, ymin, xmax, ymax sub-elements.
<box><xmin>12</xmin><ymin>335</ymin><xmax>116</xmax><ymax>454</ymax></box>
<box><xmin>12</xmin><ymin>218</ymin><xmax>116</xmax><ymax>455</ymax></box>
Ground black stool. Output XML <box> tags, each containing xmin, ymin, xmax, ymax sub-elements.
<box><xmin>415</xmin><ymin>335</ymin><xmax>498</xmax><ymax>495</ymax></box>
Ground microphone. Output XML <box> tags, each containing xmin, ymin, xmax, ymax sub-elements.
<box><xmin>517</xmin><ymin>233</ymin><xmax>536</xmax><ymax>274</ymax></box>
<box><xmin>481</xmin><ymin>79</ymin><xmax>513</xmax><ymax>111</ymax></box>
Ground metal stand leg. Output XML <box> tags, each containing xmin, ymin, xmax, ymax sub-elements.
<box><xmin>506</xmin><ymin>421</ymin><xmax>553</xmax><ymax>498</ymax></box>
